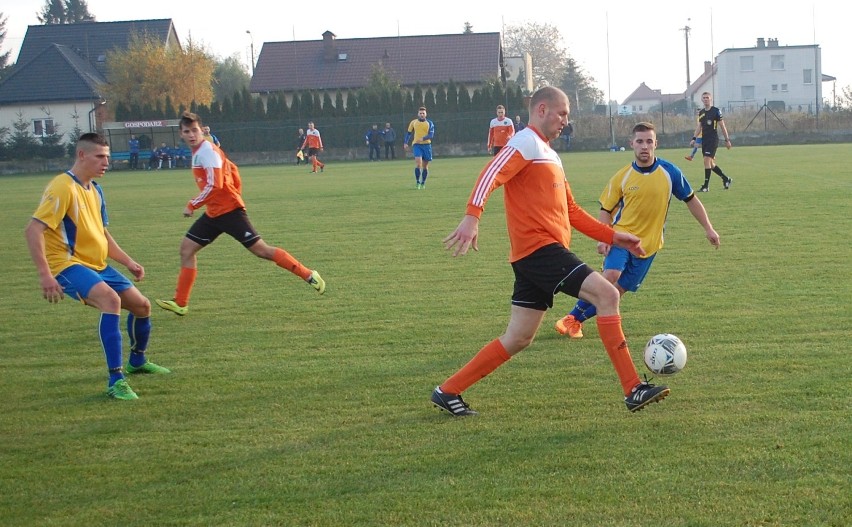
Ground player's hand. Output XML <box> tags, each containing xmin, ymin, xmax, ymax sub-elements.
<box><xmin>725</xmin><ymin>139</ymin><xmax>732</xmax><ymax>150</ymax></box>
<box><xmin>706</xmin><ymin>228</ymin><xmax>721</xmax><ymax>249</ymax></box>
<box><xmin>40</xmin><ymin>275</ymin><xmax>64</xmax><ymax>303</ymax></box>
<box><xmin>443</xmin><ymin>215</ymin><xmax>479</xmax><ymax>257</ymax></box>
<box><xmin>183</xmin><ymin>206</ymin><xmax>194</xmax><ymax>217</ymax></box>
<box><xmin>127</xmin><ymin>260</ymin><xmax>145</xmax><ymax>281</ymax></box>
<box><xmin>612</xmin><ymin>231</ymin><xmax>645</xmax><ymax>257</ymax></box>
<box><xmin>403</xmin><ymin>144</ymin><xmax>409</xmax><ymax>149</ymax></box>
<box><xmin>597</xmin><ymin>242</ymin><xmax>612</xmax><ymax>256</ymax></box>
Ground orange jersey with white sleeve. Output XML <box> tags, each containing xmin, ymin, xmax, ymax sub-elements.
<box><xmin>301</xmin><ymin>128</ymin><xmax>323</xmax><ymax>149</ymax></box>
<box><xmin>187</xmin><ymin>140</ymin><xmax>245</xmax><ymax>218</ymax></box>
<box><xmin>487</xmin><ymin>117</ymin><xmax>515</xmax><ymax>149</ymax></box>
<box><xmin>466</xmin><ymin>126</ymin><xmax>614</xmax><ymax>262</ymax></box>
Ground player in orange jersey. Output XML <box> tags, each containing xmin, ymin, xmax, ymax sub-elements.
<box><xmin>487</xmin><ymin>104</ymin><xmax>515</xmax><ymax>155</ymax></box>
<box><xmin>301</xmin><ymin>121</ymin><xmax>325</xmax><ymax>173</ymax></box>
<box><xmin>431</xmin><ymin>87</ymin><xmax>670</xmax><ymax>416</ymax></box>
<box><xmin>156</xmin><ymin>113</ymin><xmax>325</xmax><ymax>317</ymax></box>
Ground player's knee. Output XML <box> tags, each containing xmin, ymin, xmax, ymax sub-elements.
<box><xmin>134</xmin><ymin>296</ymin><xmax>151</xmax><ymax>318</ymax></box>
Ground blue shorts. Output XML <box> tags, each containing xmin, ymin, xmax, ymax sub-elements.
<box><xmin>602</xmin><ymin>246</ymin><xmax>656</xmax><ymax>292</ymax></box>
<box><xmin>412</xmin><ymin>144</ymin><xmax>433</xmax><ymax>161</ymax></box>
<box><xmin>56</xmin><ymin>264</ymin><xmax>133</xmax><ymax>302</ymax></box>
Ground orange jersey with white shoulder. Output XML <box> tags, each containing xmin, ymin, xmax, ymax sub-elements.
<box><xmin>187</xmin><ymin>140</ymin><xmax>245</xmax><ymax>218</ymax></box>
<box><xmin>466</xmin><ymin>126</ymin><xmax>614</xmax><ymax>262</ymax></box>
<box><xmin>302</xmin><ymin>128</ymin><xmax>323</xmax><ymax>149</ymax></box>
<box><xmin>487</xmin><ymin>117</ymin><xmax>515</xmax><ymax>149</ymax></box>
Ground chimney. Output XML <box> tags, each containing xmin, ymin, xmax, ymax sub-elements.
<box><xmin>768</xmin><ymin>38</ymin><xmax>779</xmax><ymax>47</ymax></box>
<box><xmin>704</xmin><ymin>61</ymin><xmax>711</xmax><ymax>74</ymax></box>
<box><xmin>322</xmin><ymin>30</ymin><xmax>337</xmax><ymax>62</ymax></box>
<box><xmin>757</xmin><ymin>37</ymin><xmax>765</xmax><ymax>48</ymax></box>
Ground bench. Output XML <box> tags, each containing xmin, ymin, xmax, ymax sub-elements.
<box><xmin>110</xmin><ymin>150</ymin><xmax>151</xmax><ymax>170</ymax></box>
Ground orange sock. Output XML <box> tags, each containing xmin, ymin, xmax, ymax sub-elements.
<box><xmin>273</xmin><ymin>248</ymin><xmax>311</xmax><ymax>280</ymax></box>
<box><xmin>174</xmin><ymin>266</ymin><xmax>197</xmax><ymax>307</ymax></box>
<box><xmin>441</xmin><ymin>338</ymin><xmax>511</xmax><ymax>395</ymax></box>
<box><xmin>312</xmin><ymin>158</ymin><xmax>317</xmax><ymax>171</ymax></box>
<box><xmin>596</xmin><ymin>315</ymin><xmax>641</xmax><ymax>396</ymax></box>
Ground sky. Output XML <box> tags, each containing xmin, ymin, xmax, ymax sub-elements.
<box><xmin>2</xmin><ymin>1</ymin><xmax>848</xmax><ymax>104</ymax></box>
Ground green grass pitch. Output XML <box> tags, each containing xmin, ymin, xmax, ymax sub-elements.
<box><xmin>0</xmin><ymin>144</ymin><xmax>850</xmax><ymax>526</ymax></box>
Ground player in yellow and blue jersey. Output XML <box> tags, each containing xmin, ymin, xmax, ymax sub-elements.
<box><xmin>24</xmin><ymin>133</ymin><xmax>170</xmax><ymax>400</ymax></box>
<box><xmin>403</xmin><ymin>107</ymin><xmax>435</xmax><ymax>189</ymax></box>
<box><xmin>555</xmin><ymin>122</ymin><xmax>721</xmax><ymax>338</ymax></box>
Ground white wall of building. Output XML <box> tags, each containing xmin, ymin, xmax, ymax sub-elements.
<box><xmin>715</xmin><ymin>42</ymin><xmax>822</xmax><ymax>114</ymax></box>
<box><xmin>0</xmin><ymin>101</ymin><xmax>100</xmax><ymax>144</ymax></box>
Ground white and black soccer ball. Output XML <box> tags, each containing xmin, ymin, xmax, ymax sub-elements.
<box><xmin>643</xmin><ymin>334</ymin><xmax>687</xmax><ymax>375</ymax></box>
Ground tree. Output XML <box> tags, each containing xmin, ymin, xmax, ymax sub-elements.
<box><xmin>37</xmin><ymin>0</ymin><xmax>66</xmax><ymax>24</ymax></box>
<box><xmin>841</xmin><ymin>85</ymin><xmax>852</xmax><ymax>110</ymax></box>
<box><xmin>363</xmin><ymin>63</ymin><xmax>402</xmax><ymax>111</ymax></box>
<box><xmin>0</xmin><ymin>13</ymin><xmax>12</xmax><ymax>80</ymax></box>
<box><xmin>64</xmin><ymin>0</ymin><xmax>95</xmax><ymax>23</ymax></box>
<box><xmin>503</xmin><ymin>22</ymin><xmax>568</xmax><ymax>89</ymax></box>
<box><xmin>560</xmin><ymin>57</ymin><xmax>605</xmax><ymax>114</ymax></box>
<box><xmin>7</xmin><ymin>112</ymin><xmax>41</xmax><ymax>159</ymax></box>
<box><xmin>213</xmin><ymin>54</ymin><xmax>250</xmax><ymax>102</ymax></box>
<box><xmin>37</xmin><ymin>0</ymin><xmax>94</xmax><ymax>24</ymax></box>
<box><xmin>102</xmin><ymin>33</ymin><xmax>215</xmax><ymax>115</ymax></box>
<box><xmin>463</xmin><ymin>22</ymin><xmax>474</xmax><ymax>34</ymax></box>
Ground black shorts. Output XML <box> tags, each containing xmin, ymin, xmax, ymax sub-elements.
<box><xmin>307</xmin><ymin>147</ymin><xmax>321</xmax><ymax>157</ymax></box>
<box><xmin>510</xmin><ymin>243</ymin><xmax>595</xmax><ymax>311</ymax></box>
<box><xmin>491</xmin><ymin>146</ymin><xmax>504</xmax><ymax>156</ymax></box>
<box><xmin>701</xmin><ymin>137</ymin><xmax>719</xmax><ymax>158</ymax></box>
<box><xmin>186</xmin><ymin>208</ymin><xmax>261</xmax><ymax>248</ymax></box>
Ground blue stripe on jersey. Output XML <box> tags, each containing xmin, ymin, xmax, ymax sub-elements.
<box><xmin>62</xmin><ymin>214</ymin><xmax>77</xmax><ymax>256</ymax></box>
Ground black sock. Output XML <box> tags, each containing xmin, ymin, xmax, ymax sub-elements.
<box><xmin>704</xmin><ymin>169</ymin><xmax>712</xmax><ymax>186</ymax></box>
<box><xmin>712</xmin><ymin>166</ymin><xmax>728</xmax><ymax>181</ymax></box>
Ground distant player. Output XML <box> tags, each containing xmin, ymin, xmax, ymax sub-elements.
<box><xmin>301</xmin><ymin>121</ymin><xmax>325</xmax><ymax>173</ymax></box>
<box><xmin>685</xmin><ymin>132</ymin><xmax>702</xmax><ymax>161</ymax></box>
<box><xmin>403</xmin><ymin>107</ymin><xmax>435</xmax><ymax>189</ymax></box>
<box><xmin>487</xmin><ymin>105</ymin><xmax>515</xmax><ymax>155</ymax></box>
<box><xmin>156</xmin><ymin>112</ymin><xmax>325</xmax><ymax>317</ymax></box>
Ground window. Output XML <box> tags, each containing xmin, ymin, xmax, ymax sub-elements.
<box><xmin>33</xmin><ymin>119</ymin><xmax>55</xmax><ymax>137</ymax></box>
<box><xmin>771</xmin><ymin>55</ymin><xmax>785</xmax><ymax>70</ymax></box>
<box><xmin>781</xmin><ymin>84</ymin><xmax>788</xmax><ymax>92</ymax></box>
<box><xmin>771</xmin><ymin>84</ymin><xmax>778</xmax><ymax>92</ymax></box>
<box><xmin>803</xmin><ymin>69</ymin><xmax>813</xmax><ymax>84</ymax></box>
<box><xmin>741</xmin><ymin>86</ymin><xmax>755</xmax><ymax>100</ymax></box>
<box><xmin>740</xmin><ymin>56</ymin><xmax>754</xmax><ymax>71</ymax></box>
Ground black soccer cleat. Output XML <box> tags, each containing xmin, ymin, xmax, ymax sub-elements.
<box><xmin>724</xmin><ymin>177</ymin><xmax>733</xmax><ymax>190</ymax></box>
<box><xmin>431</xmin><ymin>386</ymin><xmax>478</xmax><ymax>416</ymax></box>
<box><xmin>625</xmin><ymin>381</ymin><xmax>670</xmax><ymax>413</ymax></box>
<box><xmin>697</xmin><ymin>186</ymin><xmax>709</xmax><ymax>193</ymax></box>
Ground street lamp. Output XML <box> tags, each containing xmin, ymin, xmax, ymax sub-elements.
<box><xmin>246</xmin><ymin>30</ymin><xmax>255</xmax><ymax>75</ymax></box>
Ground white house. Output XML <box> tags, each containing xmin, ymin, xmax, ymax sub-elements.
<box><xmin>691</xmin><ymin>38</ymin><xmax>822</xmax><ymax>113</ymax></box>
<box><xmin>622</xmin><ymin>37</ymin><xmax>828</xmax><ymax>116</ymax></box>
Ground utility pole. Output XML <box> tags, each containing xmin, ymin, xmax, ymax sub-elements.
<box><xmin>681</xmin><ymin>19</ymin><xmax>691</xmax><ymax>90</ymax></box>
<box><xmin>681</xmin><ymin>19</ymin><xmax>691</xmax><ymax>112</ymax></box>
<box><xmin>246</xmin><ymin>30</ymin><xmax>255</xmax><ymax>75</ymax></box>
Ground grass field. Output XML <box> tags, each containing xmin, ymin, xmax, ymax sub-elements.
<box><xmin>1</xmin><ymin>145</ymin><xmax>850</xmax><ymax>526</ymax></box>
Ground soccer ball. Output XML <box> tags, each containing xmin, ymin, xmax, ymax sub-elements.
<box><xmin>619</xmin><ymin>146</ymin><xmax>626</xmax><ymax>151</ymax></box>
<box><xmin>643</xmin><ymin>334</ymin><xmax>687</xmax><ymax>375</ymax></box>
